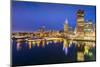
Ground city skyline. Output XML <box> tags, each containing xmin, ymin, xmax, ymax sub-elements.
<box><xmin>12</xmin><ymin>1</ymin><xmax>96</xmax><ymax>66</ymax></box>
<box><xmin>12</xmin><ymin>1</ymin><xmax>96</xmax><ymax>32</ymax></box>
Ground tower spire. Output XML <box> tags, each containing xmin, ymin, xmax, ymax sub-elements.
<box><xmin>65</xmin><ymin>18</ymin><xmax>68</xmax><ymax>24</ymax></box>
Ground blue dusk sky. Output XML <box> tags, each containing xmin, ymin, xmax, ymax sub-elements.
<box><xmin>12</xmin><ymin>1</ymin><xmax>96</xmax><ymax>32</ymax></box>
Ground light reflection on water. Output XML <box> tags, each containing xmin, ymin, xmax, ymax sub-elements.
<box><xmin>13</xmin><ymin>39</ymin><xmax>96</xmax><ymax>66</ymax></box>
<box><xmin>63</xmin><ymin>47</ymin><xmax>68</xmax><ymax>55</ymax></box>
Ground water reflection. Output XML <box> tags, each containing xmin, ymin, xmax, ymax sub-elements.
<box><xmin>15</xmin><ymin>38</ymin><xmax>96</xmax><ymax>62</ymax></box>
<box><xmin>63</xmin><ymin>47</ymin><xmax>68</xmax><ymax>55</ymax></box>
<box><xmin>16</xmin><ymin>39</ymin><xmax>22</xmax><ymax>50</ymax></box>
<box><xmin>28</xmin><ymin>41</ymin><xmax>32</xmax><ymax>49</ymax></box>
<box><xmin>63</xmin><ymin>39</ymin><xmax>68</xmax><ymax>55</ymax></box>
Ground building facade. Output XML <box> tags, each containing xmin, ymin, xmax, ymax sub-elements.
<box><xmin>76</xmin><ymin>10</ymin><xmax>84</xmax><ymax>37</ymax></box>
<box><xmin>64</xmin><ymin>19</ymin><xmax>68</xmax><ymax>37</ymax></box>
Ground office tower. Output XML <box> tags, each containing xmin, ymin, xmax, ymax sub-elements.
<box><xmin>76</xmin><ymin>10</ymin><xmax>84</xmax><ymax>36</ymax></box>
<box><xmin>64</xmin><ymin>19</ymin><xmax>68</xmax><ymax>34</ymax></box>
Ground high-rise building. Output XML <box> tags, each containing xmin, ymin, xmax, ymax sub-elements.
<box><xmin>76</xmin><ymin>10</ymin><xmax>84</xmax><ymax>36</ymax></box>
<box><xmin>38</xmin><ymin>26</ymin><xmax>45</xmax><ymax>32</ymax></box>
<box><xmin>93</xmin><ymin>24</ymin><xmax>96</xmax><ymax>37</ymax></box>
<box><xmin>84</xmin><ymin>20</ymin><xmax>93</xmax><ymax>32</ymax></box>
<box><xmin>68</xmin><ymin>27</ymin><xmax>74</xmax><ymax>35</ymax></box>
<box><xmin>93</xmin><ymin>24</ymin><xmax>96</xmax><ymax>32</ymax></box>
<box><xmin>64</xmin><ymin>19</ymin><xmax>68</xmax><ymax>37</ymax></box>
<box><xmin>64</xmin><ymin>19</ymin><xmax>68</xmax><ymax>33</ymax></box>
<box><xmin>84</xmin><ymin>20</ymin><xmax>95</xmax><ymax>36</ymax></box>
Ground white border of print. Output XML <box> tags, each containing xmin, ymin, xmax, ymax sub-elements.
<box><xmin>0</xmin><ymin>0</ymin><xmax>100</xmax><ymax>67</ymax></box>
